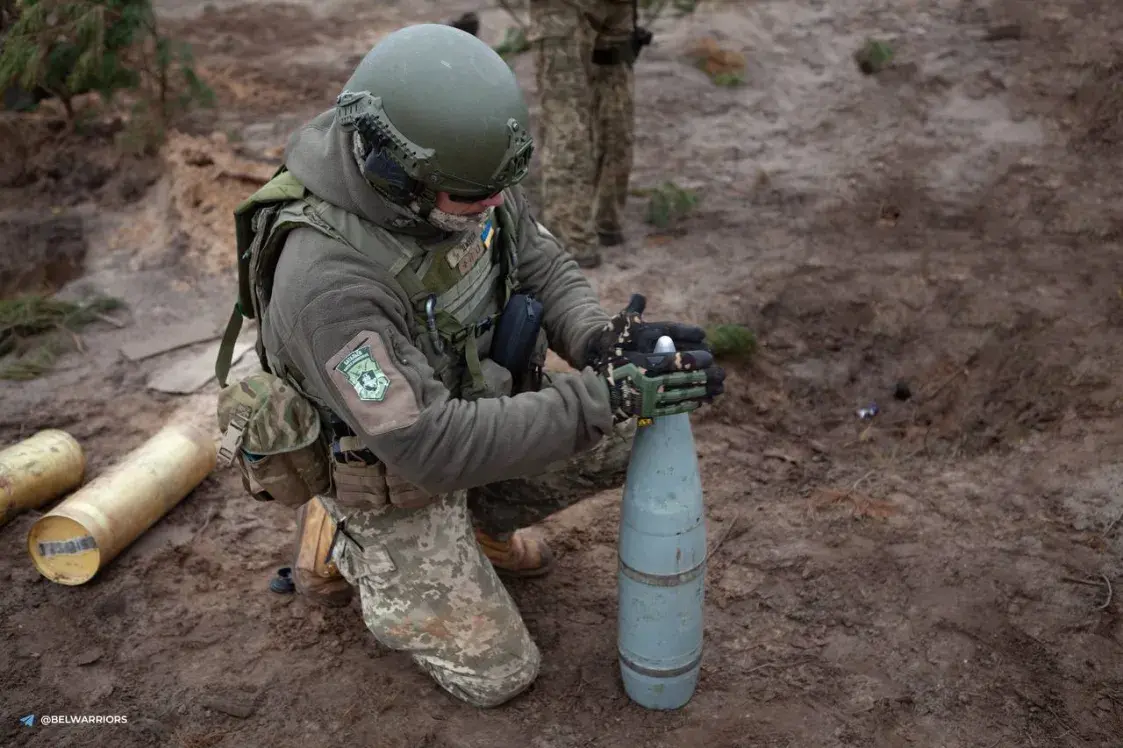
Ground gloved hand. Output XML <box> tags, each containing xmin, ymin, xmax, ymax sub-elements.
<box><xmin>586</xmin><ymin>294</ymin><xmax>725</xmax><ymax>422</ymax></box>
<box><xmin>630</xmin><ymin>26</ymin><xmax>654</xmax><ymax>61</ymax></box>
<box><xmin>584</xmin><ymin>293</ymin><xmax>710</xmax><ymax>369</ymax></box>
<box><xmin>602</xmin><ymin>348</ymin><xmax>725</xmax><ymax>422</ymax></box>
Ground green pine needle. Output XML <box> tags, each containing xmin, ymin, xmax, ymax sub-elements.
<box><xmin>706</xmin><ymin>323</ymin><xmax>756</xmax><ymax>360</ymax></box>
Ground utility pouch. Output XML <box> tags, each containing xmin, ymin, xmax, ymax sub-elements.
<box><xmin>216</xmin><ymin>372</ymin><xmax>331</xmax><ymax>508</ymax></box>
<box><xmin>489</xmin><ymin>292</ymin><xmax>544</xmax><ymax>394</ymax></box>
<box><xmin>330</xmin><ymin>435</ymin><xmax>435</xmax><ymax>510</ymax></box>
<box><xmin>631</xmin><ymin>26</ymin><xmax>654</xmax><ymax>60</ymax></box>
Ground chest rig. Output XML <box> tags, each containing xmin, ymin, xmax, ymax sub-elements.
<box><xmin>215</xmin><ymin>168</ymin><xmax>521</xmax><ymax>404</ymax></box>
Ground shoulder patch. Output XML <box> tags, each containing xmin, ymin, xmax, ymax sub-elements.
<box><xmin>335</xmin><ymin>346</ymin><xmax>391</xmax><ymax>401</ymax></box>
<box><xmin>325</xmin><ymin>331</ymin><xmax>421</xmax><ymax>436</ymax></box>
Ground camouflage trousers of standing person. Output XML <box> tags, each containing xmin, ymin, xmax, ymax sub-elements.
<box><xmin>532</xmin><ymin>0</ymin><xmax>636</xmax><ymax>266</ymax></box>
<box><xmin>323</xmin><ymin>419</ymin><xmax>635</xmax><ymax>708</ymax></box>
<box><xmin>590</xmin><ymin>60</ymin><xmax>634</xmax><ymax>247</ymax></box>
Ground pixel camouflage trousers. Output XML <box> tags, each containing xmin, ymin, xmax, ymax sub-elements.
<box><xmin>533</xmin><ymin>0</ymin><xmax>636</xmax><ymax>258</ymax></box>
<box><xmin>324</xmin><ymin>419</ymin><xmax>635</xmax><ymax>707</ymax></box>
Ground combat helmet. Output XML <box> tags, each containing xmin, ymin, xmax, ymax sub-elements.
<box><xmin>335</xmin><ymin>23</ymin><xmax>534</xmax><ymax>215</ymax></box>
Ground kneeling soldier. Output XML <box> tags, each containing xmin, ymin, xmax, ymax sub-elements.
<box><xmin>215</xmin><ymin>23</ymin><xmax>724</xmax><ymax>708</ymax></box>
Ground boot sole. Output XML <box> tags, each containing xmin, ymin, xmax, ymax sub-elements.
<box><xmin>492</xmin><ymin>552</ymin><xmax>555</xmax><ymax>579</ymax></box>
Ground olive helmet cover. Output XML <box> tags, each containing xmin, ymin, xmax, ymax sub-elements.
<box><xmin>336</xmin><ymin>23</ymin><xmax>534</xmax><ymax>206</ymax></box>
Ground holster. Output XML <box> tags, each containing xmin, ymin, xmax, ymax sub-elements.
<box><xmin>592</xmin><ymin>27</ymin><xmax>653</xmax><ymax>66</ymax></box>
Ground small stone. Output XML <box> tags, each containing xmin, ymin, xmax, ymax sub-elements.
<box><xmin>74</xmin><ymin>647</ymin><xmax>104</xmax><ymax>666</ymax></box>
<box><xmin>984</xmin><ymin>24</ymin><xmax>1023</xmax><ymax>41</ymax></box>
<box><xmin>201</xmin><ymin>695</ymin><xmax>256</xmax><ymax>719</ymax></box>
<box><xmin>893</xmin><ymin>381</ymin><xmax>912</xmax><ymax>401</ymax></box>
<box><xmin>87</xmin><ymin>682</ymin><xmax>114</xmax><ymax>706</ymax></box>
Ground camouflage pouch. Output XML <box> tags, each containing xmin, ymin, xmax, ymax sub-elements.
<box><xmin>216</xmin><ymin>372</ymin><xmax>331</xmax><ymax>508</ymax></box>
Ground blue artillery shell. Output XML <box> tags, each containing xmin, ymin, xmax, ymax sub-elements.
<box><xmin>617</xmin><ymin>403</ymin><xmax>706</xmax><ymax>710</ymax></box>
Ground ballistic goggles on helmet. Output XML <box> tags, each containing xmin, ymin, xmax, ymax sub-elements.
<box><xmin>336</xmin><ymin>90</ymin><xmax>533</xmax><ymax>199</ymax></box>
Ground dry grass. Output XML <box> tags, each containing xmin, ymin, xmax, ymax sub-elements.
<box><xmin>0</xmin><ymin>293</ymin><xmax>125</xmax><ymax>380</ymax></box>
<box><xmin>686</xmin><ymin>37</ymin><xmax>746</xmax><ymax>85</ymax></box>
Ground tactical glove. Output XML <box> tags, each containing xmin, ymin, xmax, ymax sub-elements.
<box><xmin>586</xmin><ymin>294</ymin><xmax>725</xmax><ymax>423</ymax></box>
<box><xmin>602</xmin><ymin>348</ymin><xmax>725</xmax><ymax>422</ymax></box>
<box><xmin>584</xmin><ymin>293</ymin><xmax>711</xmax><ymax>369</ymax></box>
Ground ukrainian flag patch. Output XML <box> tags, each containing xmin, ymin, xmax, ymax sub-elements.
<box><xmin>480</xmin><ymin>218</ymin><xmax>495</xmax><ymax>251</ymax></box>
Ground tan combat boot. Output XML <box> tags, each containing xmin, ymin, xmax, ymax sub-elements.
<box><xmin>293</xmin><ymin>496</ymin><xmax>354</xmax><ymax>607</ymax></box>
<box><xmin>475</xmin><ymin>528</ymin><xmax>555</xmax><ymax>578</ymax></box>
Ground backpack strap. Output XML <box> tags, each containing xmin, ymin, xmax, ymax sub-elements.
<box><xmin>218</xmin><ymin>180</ymin><xmax>526</xmax><ymax>398</ymax></box>
<box><xmin>217</xmin><ymin>169</ymin><xmax>307</xmax><ymax>387</ymax></box>
<box><xmin>216</xmin><ymin>306</ymin><xmax>247</xmax><ymax>389</ymax></box>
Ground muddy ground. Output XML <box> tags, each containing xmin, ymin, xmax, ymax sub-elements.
<box><xmin>2</xmin><ymin>0</ymin><xmax>1123</xmax><ymax>745</ymax></box>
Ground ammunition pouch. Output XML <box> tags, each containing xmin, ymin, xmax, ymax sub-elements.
<box><xmin>489</xmin><ymin>292</ymin><xmax>545</xmax><ymax>395</ymax></box>
<box><xmin>330</xmin><ymin>434</ymin><xmax>435</xmax><ymax>511</ymax></box>
<box><xmin>240</xmin><ymin>445</ymin><xmax>330</xmax><ymax>509</ymax></box>
<box><xmin>592</xmin><ymin>27</ymin><xmax>652</xmax><ymax>66</ymax></box>
<box><xmin>216</xmin><ymin>372</ymin><xmax>332</xmax><ymax>509</ymax></box>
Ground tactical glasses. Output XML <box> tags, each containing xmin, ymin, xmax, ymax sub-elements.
<box><xmin>446</xmin><ymin>190</ymin><xmax>502</xmax><ymax>204</ymax></box>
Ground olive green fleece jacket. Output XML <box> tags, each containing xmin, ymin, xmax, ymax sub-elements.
<box><xmin>259</xmin><ymin>109</ymin><xmax>615</xmax><ymax>495</ymax></box>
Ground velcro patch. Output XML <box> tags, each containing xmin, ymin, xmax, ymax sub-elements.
<box><xmin>336</xmin><ymin>346</ymin><xmax>391</xmax><ymax>402</ymax></box>
<box><xmin>325</xmin><ymin>331</ymin><xmax>421</xmax><ymax>437</ymax></box>
<box><xmin>454</xmin><ymin>240</ymin><xmax>487</xmax><ymax>275</ymax></box>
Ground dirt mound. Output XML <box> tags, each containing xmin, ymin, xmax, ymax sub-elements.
<box><xmin>164</xmin><ymin>3</ymin><xmax>375</xmax><ymax>122</ymax></box>
<box><xmin>159</xmin><ymin>131</ymin><xmax>276</xmax><ymax>275</ymax></box>
<box><xmin>0</xmin><ymin>212</ymin><xmax>87</xmax><ymax>297</ymax></box>
<box><xmin>0</xmin><ymin>108</ymin><xmax>162</xmax><ymax>209</ymax></box>
<box><xmin>746</xmin><ymin>248</ymin><xmax>1119</xmax><ymax>461</ymax></box>
<box><xmin>0</xmin><ymin>122</ymin><xmax>283</xmax><ymax>280</ymax></box>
